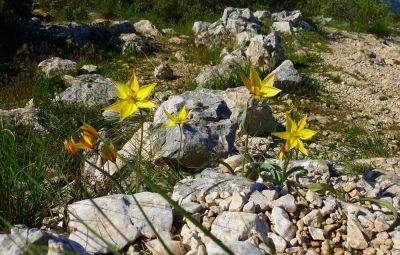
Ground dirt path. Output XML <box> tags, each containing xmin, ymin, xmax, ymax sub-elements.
<box><xmin>313</xmin><ymin>27</ymin><xmax>400</xmax><ymax>129</ymax></box>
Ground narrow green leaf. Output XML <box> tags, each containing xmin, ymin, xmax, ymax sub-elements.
<box><xmin>305</xmin><ymin>183</ymin><xmax>347</xmax><ymax>202</ymax></box>
<box><xmin>356</xmin><ymin>197</ymin><xmax>399</xmax><ymax>228</ymax></box>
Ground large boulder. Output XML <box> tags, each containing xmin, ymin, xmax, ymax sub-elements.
<box><xmin>109</xmin><ymin>20</ymin><xmax>135</xmax><ymax>35</ymax></box>
<box><xmin>0</xmin><ymin>225</ymin><xmax>48</xmax><ymax>255</ymax></box>
<box><xmin>38</xmin><ymin>57</ymin><xmax>77</xmax><ymax>77</ymax></box>
<box><xmin>55</xmin><ymin>74</ymin><xmax>116</xmax><ymax>106</ymax></box>
<box><xmin>221</xmin><ymin>7</ymin><xmax>261</xmax><ymax>34</ymax></box>
<box><xmin>253</xmin><ymin>10</ymin><xmax>271</xmax><ymax>22</ymax></box>
<box><xmin>152</xmin><ymin>89</ymin><xmax>237</xmax><ymax>169</ymax></box>
<box><xmin>68</xmin><ymin>193</ymin><xmax>173</xmax><ymax>254</ymax></box>
<box><xmin>245</xmin><ymin>32</ymin><xmax>283</xmax><ymax>69</ymax></box>
<box><xmin>272</xmin><ymin>60</ymin><xmax>302</xmax><ymax>89</ymax></box>
<box><xmin>134</xmin><ymin>20</ymin><xmax>161</xmax><ymax>37</ymax></box>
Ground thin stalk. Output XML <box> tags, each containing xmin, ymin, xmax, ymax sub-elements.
<box><xmin>178</xmin><ymin>124</ymin><xmax>183</xmax><ymax>161</ymax></box>
<box><xmin>136</xmin><ymin>109</ymin><xmax>144</xmax><ymax>192</ymax></box>
<box><xmin>282</xmin><ymin>150</ymin><xmax>293</xmax><ymax>178</ymax></box>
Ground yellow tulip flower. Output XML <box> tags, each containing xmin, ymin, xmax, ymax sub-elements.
<box><xmin>162</xmin><ymin>105</ymin><xmax>192</xmax><ymax>128</ymax></box>
<box><xmin>272</xmin><ymin>115</ymin><xmax>317</xmax><ymax>156</ymax></box>
<box><xmin>104</xmin><ymin>71</ymin><xmax>157</xmax><ymax>122</ymax></box>
<box><xmin>64</xmin><ymin>137</ymin><xmax>77</xmax><ymax>157</ymax></box>
<box><xmin>75</xmin><ymin>134</ymin><xmax>94</xmax><ymax>150</ymax></box>
<box><xmin>100</xmin><ymin>143</ymin><xmax>117</xmax><ymax>162</ymax></box>
<box><xmin>82</xmin><ymin>123</ymin><xmax>99</xmax><ymax>139</ymax></box>
<box><xmin>240</xmin><ymin>67</ymin><xmax>281</xmax><ymax>100</ymax></box>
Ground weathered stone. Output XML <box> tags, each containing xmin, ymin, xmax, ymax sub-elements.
<box><xmin>0</xmin><ymin>225</ymin><xmax>48</xmax><ymax>255</ymax></box>
<box><xmin>210</xmin><ymin>211</ymin><xmax>268</xmax><ymax>241</ymax></box>
<box><xmin>306</xmin><ymin>190</ymin><xmax>323</xmax><ymax>207</ymax></box>
<box><xmin>79</xmin><ymin>64</ymin><xmax>99</xmax><ymax>74</ymax></box>
<box><xmin>68</xmin><ymin>193</ymin><xmax>172</xmax><ymax>254</ymax></box>
<box><xmin>245</xmin><ymin>33</ymin><xmax>283</xmax><ymax>69</ymax></box>
<box><xmin>154</xmin><ymin>63</ymin><xmax>175</xmax><ymax>80</ymax></box>
<box><xmin>162</xmin><ymin>28</ymin><xmax>177</xmax><ymax>35</ymax></box>
<box><xmin>272</xmin><ymin>21</ymin><xmax>294</xmax><ymax>34</ymax></box>
<box><xmin>38</xmin><ymin>57</ymin><xmax>77</xmax><ymax>77</ymax></box>
<box><xmin>55</xmin><ymin>74</ymin><xmax>116</xmax><ymax>106</ymax></box>
<box><xmin>152</xmin><ymin>89</ymin><xmax>237</xmax><ymax>169</ymax></box>
<box><xmin>172</xmin><ymin>168</ymin><xmax>260</xmax><ymax>202</ymax></box>
<box><xmin>253</xmin><ymin>10</ymin><xmax>271</xmax><ymax>22</ymax></box>
<box><xmin>272</xmin><ymin>10</ymin><xmax>303</xmax><ymax>24</ymax></box>
<box><xmin>221</xmin><ymin>7</ymin><xmax>261</xmax><ymax>33</ymax></box>
<box><xmin>109</xmin><ymin>20</ymin><xmax>135</xmax><ymax>35</ymax></box>
<box><xmin>272</xmin><ymin>60</ymin><xmax>302</xmax><ymax>89</ymax></box>
<box><xmin>146</xmin><ymin>231</ymin><xmax>186</xmax><ymax>255</ymax></box>
<box><xmin>346</xmin><ymin>215</ymin><xmax>368</xmax><ymax>250</ymax></box>
<box><xmin>273</xmin><ymin>194</ymin><xmax>297</xmax><ymax>213</ymax></box>
<box><xmin>229</xmin><ymin>191</ymin><xmax>246</xmax><ymax>212</ymax></box>
<box><xmin>268</xmin><ymin>232</ymin><xmax>287</xmax><ymax>253</ymax></box>
<box><xmin>119</xmin><ymin>33</ymin><xmax>150</xmax><ymax>53</ymax></box>
<box><xmin>134</xmin><ymin>20</ymin><xmax>161</xmax><ymax>37</ymax></box>
<box><xmin>308</xmin><ymin>227</ymin><xmax>325</xmax><ymax>240</ymax></box>
<box><xmin>242</xmin><ymin>201</ymin><xmax>256</xmax><ymax>213</ymax></box>
<box><xmin>249</xmin><ymin>190</ymin><xmax>272</xmax><ymax>212</ymax></box>
<box><xmin>271</xmin><ymin>207</ymin><xmax>297</xmax><ymax>241</ymax></box>
<box><xmin>192</xmin><ymin>21</ymin><xmax>211</xmax><ymax>34</ymax></box>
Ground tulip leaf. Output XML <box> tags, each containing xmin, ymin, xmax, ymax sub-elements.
<box><xmin>305</xmin><ymin>183</ymin><xmax>347</xmax><ymax>202</ymax></box>
<box><xmin>356</xmin><ymin>197</ymin><xmax>399</xmax><ymax>228</ymax></box>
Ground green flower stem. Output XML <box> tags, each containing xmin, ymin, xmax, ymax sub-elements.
<box><xmin>136</xmin><ymin>109</ymin><xmax>145</xmax><ymax>192</ymax></box>
<box><xmin>282</xmin><ymin>150</ymin><xmax>293</xmax><ymax>178</ymax></box>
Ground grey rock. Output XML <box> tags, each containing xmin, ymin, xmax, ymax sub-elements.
<box><xmin>38</xmin><ymin>57</ymin><xmax>77</xmax><ymax>77</ymax></box>
<box><xmin>134</xmin><ymin>20</ymin><xmax>161</xmax><ymax>37</ymax></box>
<box><xmin>346</xmin><ymin>215</ymin><xmax>368</xmax><ymax>250</ymax></box>
<box><xmin>152</xmin><ymin>88</ymin><xmax>237</xmax><ymax>168</ymax></box>
<box><xmin>0</xmin><ymin>107</ymin><xmax>43</xmax><ymax>129</ymax></box>
<box><xmin>273</xmin><ymin>194</ymin><xmax>297</xmax><ymax>213</ymax></box>
<box><xmin>242</xmin><ymin>201</ymin><xmax>256</xmax><ymax>213</ymax></box>
<box><xmin>55</xmin><ymin>74</ymin><xmax>116</xmax><ymax>106</ymax></box>
<box><xmin>172</xmin><ymin>168</ymin><xmax>259</xmax><ymax>202</ymax></box>
<box><xmin>109</xmin><ymin>20</ymin><xmax>135</xmax><ymax>35</ymax></box>
<box><xmin>68</xmin><ymin>193</ymin><xmax>172</xmax><ymax>254</ymax></box>
<box><xmin>221</xmin><ymin>49</ymin><xmax>247</xmax><ymax>65</ymax></box>
<box><xmin>154</xmin><ymin>63</ymin><xmax>175</xmax><ymax>80</ymax></box>
<box><xmin>249</xmin><ymin>190</ymin><xmax>272</xmax><ymax>212</ymax></box>
<box><xmin>271</xmin><ymin>21</ymin><xmax>294</xmax><ymax>34</ymax></box>
<box><xmin>210</xmin><ymin>211</ymin><xmax>268</xmax><ymax>241</ymax></box>
<box><xmin>192</xmin><ymin>21</ymin><xmax>211</xmax><ymax>34</ymax></box>
<box><xmin>271</xmin><ymin>207</ymin><xmax>297</xmax><ymax>241</ymax></box>
<box><xmin>194</xmin><ymin>64</ymin><xmax>231</xmax><ymax>86</ymax></box>
<box><xmin>0</xmin><ymin>225</ymin><xmax>47</xmax><ymax>255</ymax></box>
<box><xmin>228</xmin><ymin>191</ymin><xmax>246</xmax><ymax>212</ymax></box>
<box><xmin>235</xmin><ymin>31</ymin><xmax>257</xmax><ymax>48</ymax></box>
<box><xmin>308</xmin><ymin>227</ymin><xmax>325</xmax><ymax>240</ymax></box>
<box><xmin>119</xmin><ymin>33</ymin><xmax>150</xmax><ymax>53</ymax></box>
<box><xmin>272</xmin><ymin>60</ymin><xmax>302</xmax><ymax>89</ymax></box>
<box><xmin>244</xmin><ymin>99</ymin><xmax>279</xmax><ymax>135</ymax></box>
<box><xmin>146</xmin><ymin>231</ymin><xmax>185</xmax><ymax>255</ymax></box>
<box><xmin>161</xmin><ymin>28</ymin><xmax>177</xmax><ymax>35</ymax></box>
<box><xmin>272</xmin><ymin>10</ymin><xmax>303</xmax><ymax>24</ymax></box>
<box><xmin>253</xmin><ymin>10</ymin><xmax>271</xmax><ymax>22</ymax></box>
<box><xmin>221</xmin><ymin>7</ymin><xmax>261</xmax><ymax>34</ymax></box>
<box><xmin>245</xmin><ymin>33</ymin><xmax>283</xmax><ymax>69</ymax></box>
<box><xmin>181</xmin><ymin>202</ymin><xmax>204</xmax><ymax>214</ymax></box>
<box><xmin>195</xmin><ymin>20</ymin><xmax>230</xmax><ymax>48</ymax></box>
<box><xmin>267</xmin><ymin>232</ymin><xmax>286</xmax><ymax>253</ymax></box>
<box><xmin>391</xmin><ymin>230</ymin><xmax>400</xmax><ymax>250</ymax></box>
<box><xmin>206</xmin><ymin>240</ymin><xmax>265</xmax><ymax>255</ymax></box>
<box><xmin>305</xmin><ymin>190</ymin><xmax>323</xmax><ymax>207</ymax></box>
<box><xmin>79</xmin><ymin>64</ymin><xmax>99</xmax><ymax>74</ymax></box>
<box><xmin>298</xmin><ymin>20</ymin><xmax>314</xmax><ymax>31</ymax></box>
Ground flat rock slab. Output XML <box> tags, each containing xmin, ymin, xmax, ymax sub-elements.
<box><xmin>68</xmin><ymin>192</ymin><xmax>172</xmax><ymax>254</ymax></box>
<box><xmin>172</xmin><ymin>168</ymin><xmax>262</xmax><ymax>202</ymax></box>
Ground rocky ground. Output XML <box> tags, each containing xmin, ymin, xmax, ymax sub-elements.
<box><xmin>1</xmin><ymin>6</ymin><xmax>400</xmax><ymax>255</ymax></box>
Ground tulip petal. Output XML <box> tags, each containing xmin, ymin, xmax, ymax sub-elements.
<box><xmin>103</xmin><ymin>100</ymin><xmax>127</xmax><ymax>111</ymax></box>
<box><xmin>240</xmin><ymin>72</ymin><xmax>253</xmax><ymax>94</ymax></box>
<box><xmin>260</xmin><ymin>86</ymin><xmax>281</xmax><ymax>98</ymax></box>
<box><xmin>119</xmin><ymin>103</ymin><xmax>138</xmax><ymax>122</ymax></box>
<box><xmin>287</xmin><ymin>116</ymin><xmax>297</xmax><ymax>133</ymax></box>
<box><xmin>114</xmin><ymin>81</ymin><xmax>130</xmax><ymax>99</ymax></box>
<box><xmin>297</xmin><ymin>140</ymin><xmax>309</xmax><ymax>156</ymax></box>
<box><xmin>249</xmin><ymin>67</ymin><xmax>261</xmax><ymax>89</ymax></box>
<box><xmin>177</xmin><ymin>105</ymin><xmax>187</xmax><ymax>121</ymax></box>
<box><xmin>297</xmin><ymin>115</ymin><xmax>308</xmax><ymax>131</ymax></box>
<box><xmin>136</xmin><ymin>100</ymin><xmax>156</xmax><ymax>109</ymax></box>
<box><xmin>288</xmin><ymin>137</ymin><xmax>298</xmax><ymax>150</ymax></box>
<box><xmin>129</xmin><ymin>72</ymin><xmax>139</xmax><ymax>93</ymax></box>
<box><xmin>272</xmin><ymin>131</ymin><xmax>290</xmax><ymax>140</ymax></box>
<box><xmin>162</xmin><ymin>121</ymin><xmax>176</xmax><ymax>128</ymax></box>
<box><xmin>261</xmin><ymin>72</ymin><xmax>275</xmax><ymax>87</ymax></box>
<box><xmin>137</xmin><ymin>83</ymin><xmax>156</xmax><ymax>100</ymax></box>
<box><xmin>299</xmin><ymin>129</ymin><xmax>317</xmax><ymax>140</ymax></box>
<box><xmin>163</xmin><ymin>108</ymin><xmax>176</xmax><ymax>122</ymax></box>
